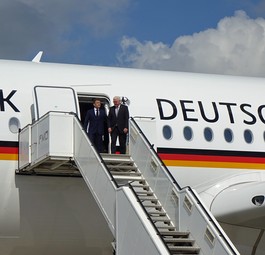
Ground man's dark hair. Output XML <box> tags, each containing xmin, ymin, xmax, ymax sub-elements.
<box><xmin>93</xmin><ymin>98</ymin><xmax>100</xmax><ymax>103</ymax></box>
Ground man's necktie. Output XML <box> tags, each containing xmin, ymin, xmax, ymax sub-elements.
<box><xmin>96</xmin><ymin>109</ymin><xmax>99</xmax><ymax>116</ymax></box>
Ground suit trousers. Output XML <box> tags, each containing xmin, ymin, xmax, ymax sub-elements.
<box><xmin>89</xmin><ymin>133</ymin><xmax>103</xmax><ymax>153</ymax></box>
<box><xmin>110</xmin><ymin>127</ymin><xmax>127</xmax><ymax>154</ymax></box>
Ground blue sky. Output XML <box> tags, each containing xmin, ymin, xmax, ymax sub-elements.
<box><xmin>1</xmin><ymin>0</ymin><xmax>265</xmax><ymax>76</ymax></box>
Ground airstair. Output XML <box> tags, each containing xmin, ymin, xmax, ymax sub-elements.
<box><xmin>102</xmin><ymin>153</ymin><xmax>200</xmax><ymax>254</ymax></box>
<box><xmin>17</xmin><ymin>112</ymin><xmax>240</xmax><ymax>255</ymax></box>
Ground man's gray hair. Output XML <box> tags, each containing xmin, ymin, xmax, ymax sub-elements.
<box><xmin>113</xmin><ymin>96</ymin><xmax>121</xmax><ymax>101</ymax></box>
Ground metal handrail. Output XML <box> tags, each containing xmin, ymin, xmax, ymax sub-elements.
<box><xmin>128</xmin><ymin>183</ymin><xmax>172</xmax><ymax>254</ymax></box>
<box><xmin>129</xmin><ymin>117</ymin><xmax>239</xmax><ymax>255</ymax></box>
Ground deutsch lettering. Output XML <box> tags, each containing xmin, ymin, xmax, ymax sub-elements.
<box><xmin>0</xmin><ymin>90</ymin><xmax>20</xmax><ymax>112</ymax></box>
<box><xmin>156</xmin><ymin>98</ymin><xmax>265</xmax><ymax>125</ymax></box>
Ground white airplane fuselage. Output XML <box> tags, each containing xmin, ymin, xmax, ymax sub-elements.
<box><xmin>2</xmin><ymin>59</ymin><xmax>265</xmax><ymax>254</ymax></box>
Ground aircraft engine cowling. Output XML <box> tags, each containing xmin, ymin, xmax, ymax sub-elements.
<box><xmin>210</xmin><ymin>181</ymin><xmax>265</xmax><ymax>229</ymax></box>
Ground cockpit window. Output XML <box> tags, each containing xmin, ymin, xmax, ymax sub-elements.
<box><xmin>163</xmin><ymin>125</ymin><xmax>172</xmax><ymax>140</ymax></box>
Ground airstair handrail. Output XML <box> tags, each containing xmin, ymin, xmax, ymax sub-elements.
<box><xmin>129</xmin><ymin>117</ymin><xmax>239</xmax><ymax>255</ymax></box>
<box><xmin>70</xmin><ymin>111</ymin><xmax>120</xmax><ymax>188</ymax></box>
<box><xmin>127</xmin><ymin>182</ymin><xmax>172</xmax><ymax>254</ymax></box>
<box><xmin>72</xmin><ymin>112</ymin><xmax>119</xmax><ymax>234</ymax></box>
<box><xmin>129</xmin><ymin>117</ymin><xmax>181</xmax><ymax>190</ymax></box>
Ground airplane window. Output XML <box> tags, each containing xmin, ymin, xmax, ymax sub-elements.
<box><xmin>224</xmin><ymin>128</ymin><xmax>233</xmax><ymax>143</ymax></box>
<box><xmin>244</xmin><ymin>129</ymin><xmax>253</xmax><ymax>144</ymax></box>
<box><xmin>183</xmin><ymin>126</ymin><xmax>193</xmax><ymax>141</ymax></box>
<box><xmin>163</xmin><ymin>125</ymin><xmax>172</xmax><ymax>140</ymax></box>
<box><xmin>204</xmin><ymin>127</ymin><xmax>213</xmax><ymax>142</ymax></box>
<box><xmin>9</xmin><ymin>117</ymin><xmax>21</xmax><ymax>134</ymax></box>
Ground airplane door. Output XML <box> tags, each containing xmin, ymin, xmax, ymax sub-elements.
<box><xmin>33</xmin><ymin>86</ymin><xmax>80</xmax><ymax>121</ymax></box>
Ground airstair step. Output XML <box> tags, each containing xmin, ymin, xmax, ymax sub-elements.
<box><xmin>131</xmin><ymin>184</ymin><xmax>149</xmax><ymax>189</ymax></box>
<box><xmin>107</xmin><ymin>165</ymin><xmax>137</xmax><ymax>171</ymax></box>
<box><xmin>168</xmin><ymin>245</ymin><xmax>200</xmax><ymax>253</ymax></box>
<box><xmin>101</xmin><ymin>153</ymin><xmax>131</xmax><ymax>161</ymax></box>
<box><xmin>152</xmin><ymin>217</ymin><xmax>171</xmax><ymax>223</ymax></box>
<box><xmin>133</xmin><ymin>188</ymin><xmax>151</xmax><ymax>193</ymax></box>
<box><xmin>113</xmin><ymin>176</ymin><xmax>143</xmax><ymax>181</ymax></box>
<box><xmin>155</xmin><ymin>222</ymin><xmax>173</xmax><ymax>229</ymax></box>
<box><xmin>144</xmin><ymin>204</ymin><xmax>162</xmax><ymax>209</ymax></box>
<box><xmin>110</xmin><ymin>171</ymin><xmax>141</xmax><ymax>176</ymax></box>
<box><xmin>140</xmin><ymin>197</ymin><xmax>158</xmax><ymax>202</ymax></box>
<box><xmin>101</xmin><ymin>153</ymin><xmax>131</xmax><ymax>156</ymax></box>
<box><xmin>163</xmin><ymin>238</ymin><xmax>195</xmax><ymax>245</ymax></box>
<box><xmin>157</xmin><ymin>226</ymin><xmax>176</xmax><ymax>231</ymax></box>
<box><xmin>160</xmin><ymin>231</ymin><xmax>190</xmax><ymax>238</ymax></box>
<box><xmin>147</xmin><ymin>211</ymin><xmax>166</xmax><ymax>216</ymax></box>
<box><xmin>102</xmin><ymin>156</ymin><xmax>133</xmax><ymax>163</ymax></box>
<box><xmin>105</xmin><ymin>158</ymin><xmax>132</xmax><ymax>162</ymax></box>
<box><xmin>136</xmin><ymin>191</ymin><xmax>154</xmax><ymax>195</ymax></box>
<box><xmin>149</xmin><ymin>213</ymin><xmax>167</xmax><ymax>218</ymax></box>
<box><xmin>104</xmin><ymin>160</ymin><xmax>134</xmax><ymax>164</ymax></box>
<box><xmin>104</xmin><ymin>161</ymin><xmax>133</xmax><ymax>166</ymax></box>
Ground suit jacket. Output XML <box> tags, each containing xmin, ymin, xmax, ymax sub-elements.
<box><xmin>84</xmin><ymin>108</ymin><xmax>106</xmax><ymax>135</ymax></box>
<box><xmin>108</xmin><ymin>104</ymin><xmax>129</xmax><ymax>133</ymax></box>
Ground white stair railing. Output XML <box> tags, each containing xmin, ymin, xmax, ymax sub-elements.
<box><xmin>129</xmin><ymin>117</ymin><xmax>240</xmax><ymax>255</ymax></box>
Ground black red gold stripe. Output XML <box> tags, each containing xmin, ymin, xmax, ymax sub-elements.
<box><xmin>0</xmin><ymin>141</ymin><xmax>18</xmax><ymax>160</ymax></box>
<box><xmin>157</xmin><ymin>148</ymin><xmax>265</xmax><ymax>169</ymax></box>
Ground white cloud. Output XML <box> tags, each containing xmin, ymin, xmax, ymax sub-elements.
<box><xmin>0</xmin><ymin>0</ymin><xmax>130</xmax><ymax>60</ymax></box>
<box><xmin>119</xmin><ymin>11</ymin><xmax>265</xmax><ymax>77</ymax></box>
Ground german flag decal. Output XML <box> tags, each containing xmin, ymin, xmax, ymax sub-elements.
<box><xmin>0</xmin><ymin>141</ymin><xmax>18</xmax><ymax>160</ymax></box>
<box><xmin>157</xmin><ymin>148</ymin><xmax>265</xmax><ymax>169</ymax></box>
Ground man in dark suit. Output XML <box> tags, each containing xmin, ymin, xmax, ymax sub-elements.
<box><xmin>84</xmin><ymin>99</ymin><xmax>107</xmax><ymax>153</ymax></box>
<box><xmin>108</xmin><ymin>96</ymin><xmax>129</xmax><ymax>154</ymax></box>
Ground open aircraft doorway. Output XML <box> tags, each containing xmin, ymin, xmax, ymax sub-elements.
<box><xmin>78</xmin><ymin>93</ymin><xmax>110</xmax><ymax>153</ymax></box>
